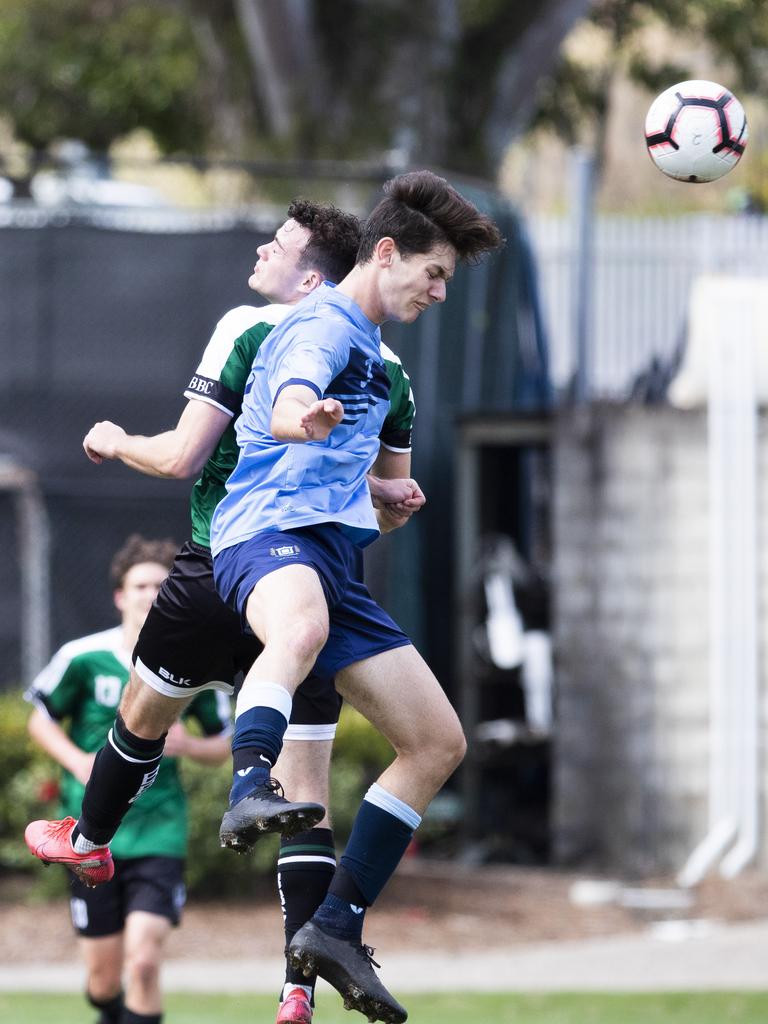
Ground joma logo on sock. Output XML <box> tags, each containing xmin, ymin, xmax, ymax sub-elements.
<box><xmin>159</xmin><ymin>666</ymin><xmax>192</xmax><ymax>686</ymax></box>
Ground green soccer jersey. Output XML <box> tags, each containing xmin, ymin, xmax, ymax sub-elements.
<box><xmin>25</xmin><ymin>627</ymin><xmax>231</xmax><ymax>859</ymax></box>
<box><xmin>184</xmin><ymin>303</ymin><xmax>416</xmax><ymax>547</ymax></box>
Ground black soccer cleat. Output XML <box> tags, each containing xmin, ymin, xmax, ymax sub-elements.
<box><xmin>288</xmin><ymin>921</ymin><xmax>407</xmax><ymax>1023</ymax></box>
<box><xmin>219</xmin><ymin>779</ymin><xmax>325</xmax><ymax>852</ymax></box>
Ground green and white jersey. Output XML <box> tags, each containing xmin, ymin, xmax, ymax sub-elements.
<box><xmin>184</xmin><ymin>304</ymin><xmax>416</xmax><ymax>547</ymax></box>
<box><xmin>25</xmin><ymin>627</ymin><xmax>232</xmax><ymax>859</ymax></box>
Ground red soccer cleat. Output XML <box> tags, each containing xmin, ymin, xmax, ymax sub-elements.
<box><xmin>276</xmin><ymin>987</ymin><xmax>313</xmax><ymax>1024</ymax></box>
<box><xmin>24</xmin><ymin>817</ymin><xmax>114</xmax><ymax>888</ymax></box>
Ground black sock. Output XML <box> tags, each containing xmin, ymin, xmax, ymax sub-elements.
<box><xmin>77</xmin><ymin>712</ymin><xmax>165</xmax><ymax>846</ymax></box>
<box><xmin>87</xmin><ymin>989</ymin><xmax>123</xmax><ymax>1024</ymax></box>
<box><xmin>278</xmin><ymin>826</ymin><xmax>336</xmax><ymax>996</ymax></box>
<box><xmin>119</xmin><ymin>1010</ymin><xmax>162</xmax><ymax>1024</ymax></box>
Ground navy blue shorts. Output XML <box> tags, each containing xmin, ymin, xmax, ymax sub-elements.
<box><xmin>213</xmin><ymin>524</ymin><xmax>411</xmax><ymax>678</ymax></box>
<box><xmin>135</xmin><ymin>541</ymin><xmax>342</xmax><ymax>735</ymax></box>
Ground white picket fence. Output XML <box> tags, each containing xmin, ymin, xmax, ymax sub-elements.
<box><xmin>526</xmin><ymin>213</ymin><xmax>768</xmax><ymax>399</ymax></box>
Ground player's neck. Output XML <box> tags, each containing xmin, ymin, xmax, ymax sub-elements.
<box><xmin>335</xmin><ymin>267</ymin><xmax>385</xmax><ymax>325</ymax></box>
<box><xmin>120</xmin><ymin>622</ymin><xmax>141</xmax><ymax>654</ymax></box>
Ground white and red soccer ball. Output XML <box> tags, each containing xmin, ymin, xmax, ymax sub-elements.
<box><xmin>644</xmin><ymin>80</ymin><xmax>748</xmax><ymax>183</ymax></box>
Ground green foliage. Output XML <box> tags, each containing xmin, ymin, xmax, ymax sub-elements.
<box><xmin>0</xmin><ymin>0</ymin><xmax>205</xmax><ymax>153</ymax></box>
<box><xmin>534</xmin><ymin>0</ymin><xmax>768</xmax><ymax>148</ymax></box>
<box><xmin>0</xmin><ymin>691</ymin><xmax>68</xmax><ymax>897</ymax></box>
<box><xmin>0</xmin><ymin>691</ymin><xmax>395</xmax><ymax>898</ymax></box>
<box><xmin>0</xmin><ymin>0</ymin><xmax>587</xmax><ymax>176</ymax></box>
<box><xmin>181</xmin><ymin>756</ymin><xmax>279</xmax><ymax>897</ymax></box>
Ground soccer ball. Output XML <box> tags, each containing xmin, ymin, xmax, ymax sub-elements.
<box><xmin>644</xmin><ymin>80</ymin><xmax>748</xmax><ymax>182</ymax></box>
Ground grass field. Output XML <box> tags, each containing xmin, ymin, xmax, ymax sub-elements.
<box><xmin>2</xmin><ymin>991</ymin><xmax>768</xmax><ymax>1023</ymax></box>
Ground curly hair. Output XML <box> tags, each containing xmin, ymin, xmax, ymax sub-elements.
<box><xmin>357</xmin><ymin>169</ymin><xmax>504</xmax><ymax>265</ymax></box>
<box><xmin>109</xmin><ymin>534</ymin><xmax>177</xmax><ymax>589</ymax></box>
<box><xmin>288</xmin><ymin>199</ymin><xmax>361</xmax><ymax>285</ymax></box>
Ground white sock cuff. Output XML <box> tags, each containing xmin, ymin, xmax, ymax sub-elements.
<box><xmin>235</xmin><ymin>681</ymin><xmax>293</xmax><ymax>723</ymax></box>
<box><xmin>281</xmin><ymin>982</ymin><xmax>313</xmax><ymax>1003</ymax></box>
<box><xmin>364</xmin><ymin>782</ymin><xmax>422</xmax><ymax>831</ymax></box>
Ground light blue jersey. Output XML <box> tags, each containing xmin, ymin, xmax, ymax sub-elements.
<box><xmin>210</xmin><ymin>284</ymin><xmax>390</xmax><ymax>554</ymax></box>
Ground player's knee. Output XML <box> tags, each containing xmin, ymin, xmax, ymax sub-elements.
<box><xmin>87</xmin><ymin>972</ymin><xmax>121</xmax><ymax>1002</ymax></box>
<box><xmin>276</xmin><ymin>616</ymin><xmax>328</xmax><ymax>664</ymax></box>
<box><xmin>447</xmin><ymin>725</ymin><xmax>467</xmax><ymax>770</ymax></box>
<box><xmin>120</xmin><ymin>682</ymin><xmax>177</xmax><ymax>740</ymax></box>
<box><xmin>427</xmin><ymin>720</ymin><xmax>466</xmax><ymax>780</ymax></box>
<box><xmin>125</xmin><ymin>949</ymin><xmax>160</xmax><ymax>994</ymax></box>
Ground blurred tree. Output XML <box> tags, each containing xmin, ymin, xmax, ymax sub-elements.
<box><xmin>229</xmin><ymin>0</ymin><xmax>595</xmax><ymax>175</ymax></box>
<box><xmin>0</xmin><ymin>0</ymin><xmax>594</xmax><ymax>178</ymax></box>
<box><xmin>0</xmin><ymin>0</ymin><xmax>208</xmax><ymax>162</ymax></box>
<box><xmin>532</xmin><ymin>0</ymin><xmax>768</xmax><ymax>170</ymax></box>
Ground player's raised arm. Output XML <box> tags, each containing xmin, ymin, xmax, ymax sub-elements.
<box><xmin>271</xmin><ymin>383</ymin><xmax>344</xmax><ymax>442</ymax></box>
<box><xmin>83</xmin><ymin>399</ymin><xmax>231</xmax><ymax>478</ymax></box>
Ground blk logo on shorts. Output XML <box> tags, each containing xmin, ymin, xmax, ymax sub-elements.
<box><xmin>269</xmin><ymin>544</ymin><xmax>300</xmax><ymax>558</ymax></box>
<box><xmin>159</xmin><ymin>666</ymin><xmax>192</xmax><ymax>686</ymax></box>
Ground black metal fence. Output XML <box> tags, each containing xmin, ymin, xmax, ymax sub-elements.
<box><xmin>1</xmin><ymin>192</ymin><xmax>550</xmax><ymax>695</ymax></box>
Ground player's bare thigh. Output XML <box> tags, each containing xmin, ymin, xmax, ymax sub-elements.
<box><xmin>244</xmin><ymin>563</ymin><xmax>328</xmax><ymax>645</ymax></box>
<box><xmin>335</xmin><ymin>645</ymin><xmax>466</xmax><ymax>812</ymax></box>
<box><xmin>120</xmin><ymin>670</ymin><xmax>194</xmax><ymax>738</ymax></box>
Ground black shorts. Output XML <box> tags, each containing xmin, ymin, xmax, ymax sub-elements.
<box><xmin>68</xmin><ymin>856</ymin><xmax>186</xmax><ymax>937</ymax></box>
<box><xmin>134</xmin><ymin>541</ymin><xmax>342</xmax><ymax>737</ymax></box>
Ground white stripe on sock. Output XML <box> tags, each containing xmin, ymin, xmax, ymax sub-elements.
<box><xmin>235</xmin><ymin>680</ymin><xmax>292</xmax><ymax>723</ymax></box>
<box><xmin>364</xmin><ymin>782</ymin><xmax>422</xmax><ymax>831</ymax></box>
<box><xmin>277</xmin><ymin>854</ymin><xmax>337</xmax><ymax>867</ymax></box>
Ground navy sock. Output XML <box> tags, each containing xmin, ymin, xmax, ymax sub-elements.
<box><xmin>312</xmin><ymin>798</ymin><xmax>416</xmax><ymax>943</ymax></box>
<box><xmin>232</xmin><ymin>705</ymin><xmax>288</xmax><ymax>764</ymax></box>
<box><xmin>335</xmin><ymin>799</ymin><xmax>416</xmax><ymax>905</ymax></box>
<box><xmin>229</xmin><ymin>704</ymin><xmax>290</xmax><ymax>806</ymax></box>
<box><xmin>228</xmin><ymin>747</ymin><xmax>271</xmax><ymax>807</ymax></box>
<box><xmin>313</xmin><ymin>890</ymin><xmax>367</xmax><ymax>942</ymax></box>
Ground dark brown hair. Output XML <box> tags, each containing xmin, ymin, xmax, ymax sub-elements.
<box><xmin>288</xmin><ymin>199</ymin><xmax>361</xmax><ymax>284</ymax></box>
<box><xmin>357</xmin><ymin>170</ymin><xmax>504</xmax><ymax>265</ymax></box>
<box><xmin>109</xmin><ymin>534</ymin><xmax>177</xmax><ymax>589</ymax></box>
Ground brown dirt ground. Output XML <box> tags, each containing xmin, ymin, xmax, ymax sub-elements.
<box><xmin>2</xmin><ymin>860</ymin><xmax>768</xmax><ymax>963</ymax></box>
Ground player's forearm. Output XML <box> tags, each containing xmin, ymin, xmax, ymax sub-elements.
<box><xmin>113</xmin><ymin>431</ymin><xmax>204</xmax><ymax>479</ymax></box>
<box><xmin>179</xmin><ymin>733</ymin><xmax>231</xmax><ymax>766</ymax></box>
<box><xmin>27</xmin><ymin>711</ymin><xmax>90</xmax><ymax>778</ymax></box>
<box><xmin>370</xmin><ymin>449</ymin><xmax>411</xmax><ymax>480</ymax></box>
<box><xmin>271</xmin><ymin>397</ymin><xmax>314</xmax><ymax>442</ymax></box>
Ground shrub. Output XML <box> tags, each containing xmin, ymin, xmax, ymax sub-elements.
<box><xmin>1</xmin><ymin>691</ymin><xmax>396</xmax><ymax>898</ymax></box>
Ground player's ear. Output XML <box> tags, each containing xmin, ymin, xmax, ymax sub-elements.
<box><xmin>374</xmin><ymin>237</ymin><xmax>396</xmax><ymax>267</ymax></box>
<box><xmin>300</xmin><ymin>270</ymin><xmax>323</xmax><ymax>294</ymax></box>
<box><xmin>113</xmin><ymin>588</ymin><xmax>125</xmax><ymax>613</ymax></box>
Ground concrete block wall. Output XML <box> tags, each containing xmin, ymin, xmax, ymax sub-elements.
<box><xmin>551</xmin><ymin>404</ymin><xmax>767</xmax><ymax>876</ymax></box>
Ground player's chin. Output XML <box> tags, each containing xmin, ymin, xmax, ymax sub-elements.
<box><xmin>399</xmin><ymin>306</ymin><xmax>424</xmax><ymax>324</ymax></box>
